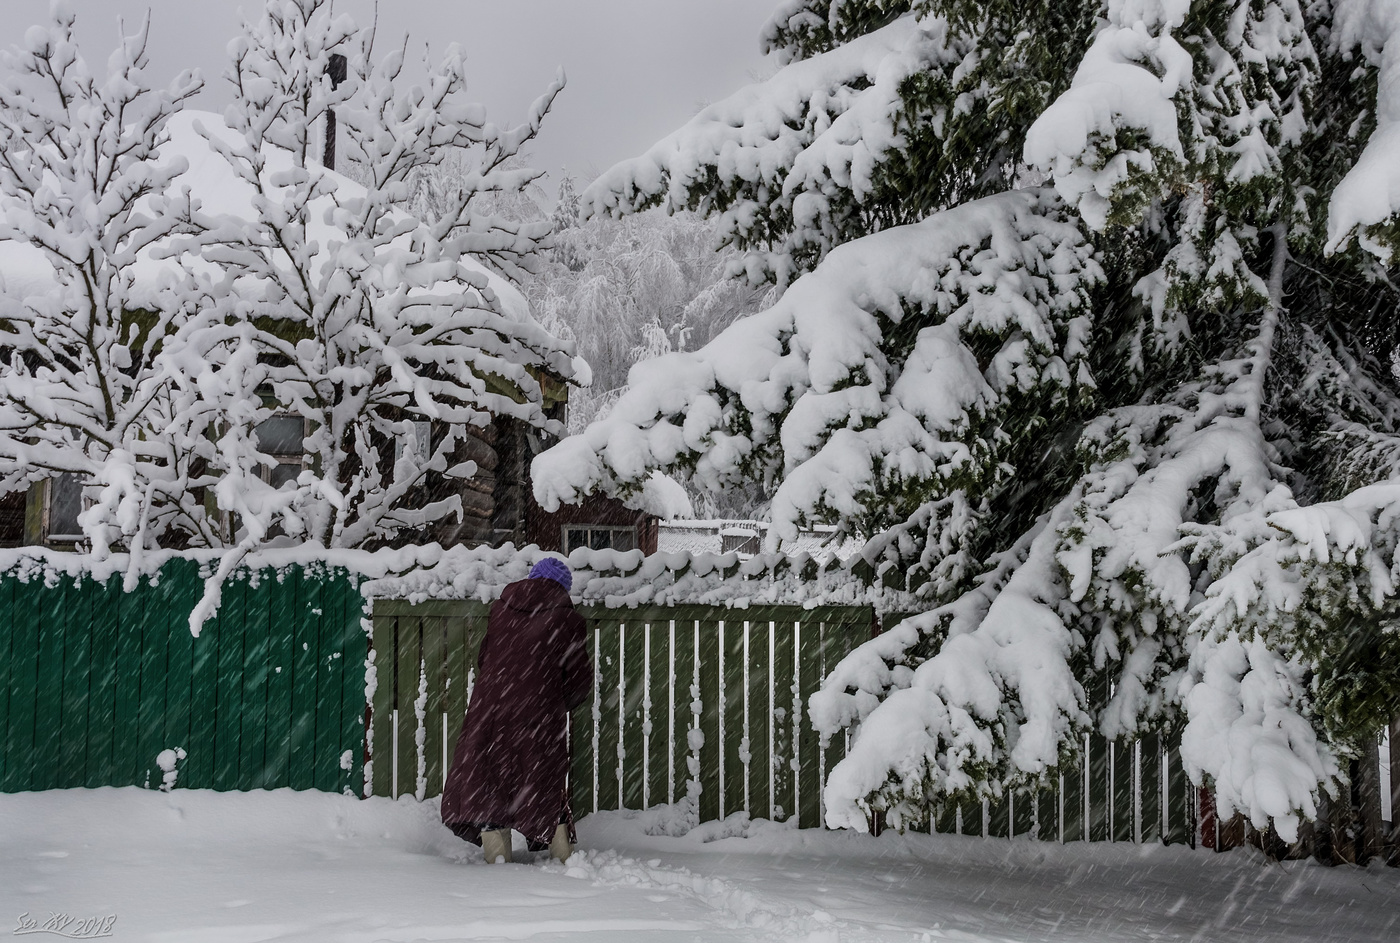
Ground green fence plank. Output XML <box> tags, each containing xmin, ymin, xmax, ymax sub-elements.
<box><xmin>213</xmin><ymin>578</ymin><xmax>246</xmax><ymax>791</ymax></box>
<box><xmin>238</xmin><ymin>575</ymin><xmax>270</xmax><ymax>792</ymax></box>
<box><xmin>696</xmin><ymin>616</ymin><xmax>721</xmax><ymax>824</ymax></box>
<box><xmin>1036</xmin><ymin>782</ymin><xmax>1059</xmax><ymax>841</ymax></box>
<box><xmin>422</xmin><ymin>614</ymin><xmax>446</xmax><ymax>798</ymax></box>
<box><xmin>34</xmin><ymin>574</ymin><xmax>67</xmax><ymax>790</ymax></box>
<box><xmin>745</xmin><ymin>618</ymin><xmax>772</xmax><ymax>820</ymax></box>
<box><xmin>288</xmin><ymin>571</ymin><xmax>320</xmax><ymax>791</ymax></box>
<box><xmin>961</xmin><ymin>798</ymin><xmax>984</xmax><ymax>837</ymax></box>
<box><xmin>1062</xmin><ymin>749</ymin><xmax>1086</xmax><ymax>841</ymax></box>
<box><xmin>147</xmin><ymin>573</ymin><xmax>183</xmax><ymax>789</ymax></box>
<box><xmin>594</xmin><ymin>618</ymin><xmax>622</xmax><ymax>812</ymax></box>
<box><xmin>313</xmin><ymin>575</ymin><xmax>345</xmax><ymax>794</ymax></box>
<box><xmin>262</xmin><ymin>574</ymin><xmax>296</xmax><ymax>790</ymax></box>
<box><xmin>796</xmin><ymin>618</ymin><xmax>822</xmax><ymax>829</ymax></box>
<box><xmin>372</xmin><ymin>612</ymin><xmax>394</xmax><ymax>794</ymax></box>
<box><xmin>443</xmin><ymin>612</ymin><xmax>467</xmax><ymax>770</ymax></box>
<box><xmin>1140</xmin><ymin>734</ymin><xmax>1162</xmax><ymax>843</ymax></box>
<box><xmin>987</xmin><ymin>796</ymin><xmax>1010</xmax><ymax>839</ymax></box>
<box><xmin>161</xmin><ymin>570</ymin><xmax>196</xmax><ymax>792</ymax></box>
<box><xmin>369</xmin><ymin>614</ymin><xmax>395</xmax><ymax>798</ymax></box>
<box><xmin>135</xmin><ymin>572</ymin><xmax>174</xmax><ymax>791</ymax></box>
<box><xmin>771</xmin><ymin>619</ymin><xmax>796</xmax><ymax>823</ymax></box>
<box><xmin>1165</xmin><ymin>745</ymin><xmax>1188</xmax><ymax>845</ymax></box>
<box><xmin>1112</xmin><ymin>739</ymin><xmax>1135</xmax><ymax>842</ymax></box>
<box><xmin>338</xmin><ymin>587</ymin><xmax>367</xmax><ymax>796</ymax></box>
<box><xmin>645</xmin><ymin>618</ymin><xmax>671</xmax><ymax>807</ymax></box>
<box><xmin>0</xmin><ymin>577</ymin><xmax>12</xmax><ymax>787</ymax></box>
<box><xmin>672</xmin><ymin>618</ymin><xmax>696</xmax><ymax>809</ymax></box>
<box><xmin>112</xmin><ymin>579</ymin><xmax>144</xmax><ymax>789</ymax></box>
<box><xmin>58</xmin><ymin>575</ymin><xmax>91</xmax><ymax>788</ymax></box>
<box><xmin>3</xmin><ymin>577</ymin><xmax>40</xmax><ymax>792</ymax></box>
<box><xmin>935</xmin><ymin>799</ymin><xmax>958</xmax><ymax>835</ymax></box>
<box><xmin>818</xmin><ymin>618</ymin><xmax>861</xmax><ymax>828</ymax></box>
<box><xmin>569</xmin><ymin>623</ymin><xmax>597</xmax><ymax>816</ymax></box>
<box><xmin>1088</xmin><ymin>733</ymin><xmax>1109</xmax><ymax>842</ymax></box>
<box><xmin>186</xmin><ymin>581</ymin><xmax>220</xmax><ymax>791</ymax></box>
<box><xmin>621</xmin><ymin>620</ymin><xmax>646</xmax><ymax>810</ymax></box>
<box><xmin>1013</xmin><ymin>788</ymin><xmax>1034</xmax><ymax>838</ymax></box>
<box><xmin>85</xmin><ymin>573</ymin><xmax>118</xmax><ymax>783</ymax></box>
<box><xmin>394</xmin><ymin>614</ymin><xmax>422</xmax><ymax>799</ymax></box>
<box><xmin>721</xmin><ymin>618</ymin><xmax>745</xmax><ymax>819</ymax></box>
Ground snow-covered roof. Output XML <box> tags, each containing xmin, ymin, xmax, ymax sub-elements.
<box><xmin>0</xmin><ymin>109</ymin><xmax>548</xmax><ymax>336</ymax></box>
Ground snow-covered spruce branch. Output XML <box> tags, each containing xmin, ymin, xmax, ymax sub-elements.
<box><xmin>535</xmin><ymin>188</ymin><xmax>1100</xmax><ymax>600</ymax></box>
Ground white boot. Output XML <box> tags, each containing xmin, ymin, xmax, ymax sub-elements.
<box><xmin>549</xmin><ymin>823</ymin><xmax>572</xmax><ymax>863</ymax></box>
<box><xmin>482</xmin><ymin>828</ymin><xmax>513</xmax><ymax>864</ymax></box>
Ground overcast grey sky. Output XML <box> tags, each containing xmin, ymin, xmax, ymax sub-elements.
<box><xmin>1</xmin><ymin>1</ymin><xmax>775</xmax><ymax>194</ymax></box>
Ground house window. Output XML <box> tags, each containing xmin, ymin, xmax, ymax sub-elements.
<box><xmin>562</xmin><ymin>525</ymin><xmax>637</xmax><ymax>554</ymax></box>
<box><xmin>46</xmin><ymin>473</ymin><xmax>85</xmax><ymax>542</ymax></box>
<box><xmin>254</xmin><ymin>414</ymin><xmax>306</xmax><ymax>488</ymax></box>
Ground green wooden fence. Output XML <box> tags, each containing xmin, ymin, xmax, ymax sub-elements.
<box><xmin>368</xmin><ymin>599</ymin><xmax>1208</xmax><ymax>843</ymax></box>
<box><xmin>368</xmin><ymin>600</ymin><xmax>874</xmax><ymax>829</ymax></box>
<box><xmin>911</xmin><ymin>733</ymin><xmax>1196</xmax><ymax>844</ymax></box>
<box><xmin>0</xmin><ymin>560</ymin><xmax>365</xmax><ymax>794</ymax></box>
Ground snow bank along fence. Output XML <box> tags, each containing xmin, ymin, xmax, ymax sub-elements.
<box><xmin>0</xmin><ymin>560</ymin><xmax>366</xmax><ymax>795</ymax></box>
<box><xmin>368</xmin><ymin>599</ymin><xmax>876</xmax><ymax>829</ymax></box>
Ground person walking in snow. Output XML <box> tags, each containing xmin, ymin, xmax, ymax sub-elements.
<box><xmin>440</xmin><ymin>556</ymin><xmax>591</xmax><ymax>864</ymax></box>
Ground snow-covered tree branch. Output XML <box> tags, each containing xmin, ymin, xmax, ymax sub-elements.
<box><xmin>184</xmin><ymin>0</ymin><xmax>576</xmax><ymax>563</ymax></box>
<box><xmin>0</xmin><ymin>5</ymin><xmax>212</xmax><ymax>572</ymax></box>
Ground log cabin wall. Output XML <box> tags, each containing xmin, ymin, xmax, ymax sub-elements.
<box><xmin>490</xmin><ymin>416</ymin><xmax>530</xmax><ymax>547</ymax></box>
<box><xmin>526</xmin><ymin>489</ymin><xmax>658</xmax><ymax>555</ymax></box>
<box><xmin>427</xmin><ymin>420</ymin><xmax>499</xmax><ymax>548</ymax></box>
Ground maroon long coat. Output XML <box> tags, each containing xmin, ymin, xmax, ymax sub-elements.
<box><xmin>440</xmin><ymin>577</ymin><xmax>591</xmax><ymax>849</ymax></box>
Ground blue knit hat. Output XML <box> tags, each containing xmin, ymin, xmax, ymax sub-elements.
<box><xmin>529</xmin><ymin>556</ymin><xmax>572</xmax><ymax>592</ymax></box>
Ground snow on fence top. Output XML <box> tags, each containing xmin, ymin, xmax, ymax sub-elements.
<box><xmin>0</xmin><ymin>543</ymin><xmax>921</xmax><ymax>616</ymax></box>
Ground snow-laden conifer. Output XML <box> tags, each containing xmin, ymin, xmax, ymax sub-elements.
<box><xmin>534</xmin><ymin>0</ymin><xmax>1400</xmax><ymax>841</ymax></box>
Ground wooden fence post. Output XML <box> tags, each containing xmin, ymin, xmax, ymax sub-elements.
<box><xmin>1198</xmin><ymin>787</ymin><xmax>1217</xmax><ymax>850</ymax></box>
<box><xmin>867</xmin><ymin>607</ymin><xmax>884</xmax><ymax>838</ymax></box>
<box><xmin>1358</xmin><ymin>736</ymin><xmax>1385</xmax><ymax>865</ymax></box>
<box><xmin>1389</xmin><ymin>714</ymin><xmax>1400</xmax><ymax>865</ymax></box>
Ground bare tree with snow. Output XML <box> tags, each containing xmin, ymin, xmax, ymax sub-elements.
<box><xmin>176</xmin><ymin>0</ymin><xmax>579</xmax><ymax>612</ymax></box>
<box><xmin>0</xmin><ymin>5</ymin><xmax>211</xmax><ymax>574</ymax></box>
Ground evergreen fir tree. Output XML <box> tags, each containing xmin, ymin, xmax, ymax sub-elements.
<box><xmin>533</xmin><ymin>0</ymin><xmax>1400</xmax><ymax>841</ymax></box>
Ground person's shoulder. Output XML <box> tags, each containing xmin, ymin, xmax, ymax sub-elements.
<box><xmin>503</xmin><ymin>576</ymin><xmax>577</xmax><ymax>612</ymax></box>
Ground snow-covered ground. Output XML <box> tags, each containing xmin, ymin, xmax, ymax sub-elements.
<box><xmin>3</xmin><ymin>788</ymin><xmax>1397</xmax><ymax>943</ymax></box>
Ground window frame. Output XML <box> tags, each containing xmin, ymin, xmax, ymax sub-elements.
<box><xmin>561</xmin><ymin>524</ymin><xmax>638</xmax><ymax>555</ymax></box>
<box><xmin>254</xmin><ymin>413</ymin><xmax>310</xmax><ymax>489</ymax></box>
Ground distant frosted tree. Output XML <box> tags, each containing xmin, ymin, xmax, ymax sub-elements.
<box><xmin>527</xmin><ymin>189</ymin><xmax>773</xmax><ymax>433</ymax></box>
<box><xmin>534</xmin><ymin>0</ymin><xmax>1400</xmax><ymax>842</ymax></box>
